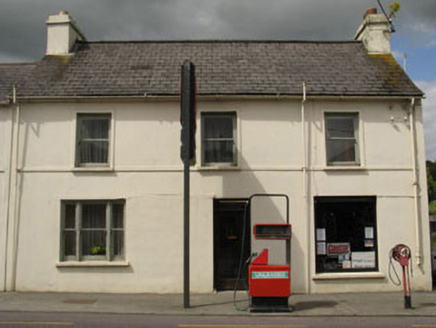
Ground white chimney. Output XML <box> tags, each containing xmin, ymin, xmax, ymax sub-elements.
<box><xmin>46</xmin><ymin>11</ymin><xmax>86</xmax><ymax>56</ymax></box>
<box><xmin>354</xmin><ymin>8</ymin><xmax>392</xmax><ymax>54</ymax></box>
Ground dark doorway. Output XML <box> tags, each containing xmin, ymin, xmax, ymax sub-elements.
<box><xmin>430</xmin><ymin>221</ymin><xmax>436</xmax><ymax>289</ymax></box>
<box><xmin>214</xmin><ymin>199</ymin><xmax>250</xmax><ymax>291</ymax></box>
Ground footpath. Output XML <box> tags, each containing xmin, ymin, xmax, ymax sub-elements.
<box><xmin>0</xmin><ymin>291</ymin><xmax>435</xmax><ymax>316</ymax></box>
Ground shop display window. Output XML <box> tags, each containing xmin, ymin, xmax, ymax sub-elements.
<box><xmin>314</xmin><ymin>196</ymin><xmax>377</xmax><ymax>273</ymax></box>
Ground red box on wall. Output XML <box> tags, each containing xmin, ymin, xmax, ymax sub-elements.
<box><xmin>249</xmin><ymin>264</ymin><xmax>291</xmax><ymax>297</ymax></box>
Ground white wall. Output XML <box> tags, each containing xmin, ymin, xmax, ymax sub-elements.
<box><xmin>0</xmin><ymin>98</ymin><xmax>431</xmax><ymax>294</ymax></box>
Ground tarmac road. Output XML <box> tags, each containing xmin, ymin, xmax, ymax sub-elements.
<box><xmin>1</xmin><ymin>312</ymin><xmax>436</xmax><ymax>328</ymax></box>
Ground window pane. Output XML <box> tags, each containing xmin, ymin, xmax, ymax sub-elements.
<box><xmin>112</xmin><ymin>231</ymin><xmax>124</xmax><ymax>257</ymax></box>
<box><xmin>82</xmin><ymin>230</ymin><xmax>107</xmax><ymax>256</ymax></box>
<box><xmin>81</xmin><ymin>118</ymin><xmax>109</xmax><ymax>139</ymax></box>
<box><xmin>113</xmin><ymin>203</ymin><xmax>124</xmax><ymax>229</ymax></box>
<box><xmin>205</xmin><ymin>141</ymin><xmax>234</xmax><ymax>163</ymax></box>
<box><xmin>327</xmin><ymin>139</ymin><xmax>356</xmax><ymax>163</ymax></box>
<box><xmin>79</xmin><ymin>141</ymin><xmax>109</xmax><ymax>164</ymax></box>
<box><xmin>82</xmin><ymin>204</ymin><xmax>106</xmax><ymax>228</ymax></box>
<box><xmin>64</xmin><ymin>231</ymin><xmax>76</xmax><ymax>256</ymax></box>
<box><xmin>204</xmin><ymin>116</ymin><xmax>233</xmax><ymax>139</ymax></box>
<box><xmin>326</xmin><ymin>117</ymin><xmax>355</xmax><ymax>138</ymax></box>
<box><xmin>65</xmin><ymin>204</ymin><xmax>75</xmax><ymax>229</ymax></box>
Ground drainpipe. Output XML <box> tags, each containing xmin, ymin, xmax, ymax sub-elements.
<box><xmin>410</xmin><ymin>98</ymin><xmax>422</xmax><ymax>267</ymax></box>
<box><xmin>3</xmin><ymin>87</ymin><xmax>16</xmax><ymax>291</ymax></box>
<box><xmin>301</xmin><ymin>82</ymin><xmax>311</xmax><ymax>293</ymax></box>
<box><xmin>10</xmin><ymin>90</ymin><xmax>22</xmax><ymax>290</ymax></box>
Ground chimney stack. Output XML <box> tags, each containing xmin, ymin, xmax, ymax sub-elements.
<box><xmin>46</xmin><ymin>11</ymin><xmax>86</xmax><ymax>56</ymax></box>
<box><xmin>354</xmin><ymin>7</ymin><xmax>392</xmax><ymax>54</ymax></box>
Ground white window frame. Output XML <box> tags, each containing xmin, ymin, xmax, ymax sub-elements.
<box><xmin>75</xmin><ymin>113</ymin><xmax>112</xmax><ymax>168</ymax></box>
<box><xmin>324</xmin><ymin>112</ymin><xmax>360</xmax><ymax>167</ymax></box>
<box><xmin>201</xmin><ymin>112</ymin><xmax>237</xmax><ymax>167</ymax></box>
<box><xmin>60</xmin><ymin>200</ymin><xmax>125</xmax><ymax>262</ymax></box>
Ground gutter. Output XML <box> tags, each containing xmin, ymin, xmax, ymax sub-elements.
<box><xmin>14</xmin><ymin>94</ymin><xmax>423</xmax><ymax>103</ymax></box>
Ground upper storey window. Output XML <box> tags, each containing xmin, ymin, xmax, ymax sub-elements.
<box><xmin>325</xmin><ymin>113</ymin><xmax>360</xmax><ymax>166</ymax></box>
<box><xmin>76</xmin><ymin>114</ymin><xmax>111</xmax><ymax>167</ymax></box>
<box><xmin>201</xmin><ymin>112</ymin><xmax>237</xmax><ymax>167</ymax></box>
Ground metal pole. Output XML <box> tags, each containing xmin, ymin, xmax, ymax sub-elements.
<box><xmin>181</xmin><ymin>60</ymin><xmax>195</xmax><ymax>309</ymax></box>
<box><xmin>183</xmin><ymin>159</ymin><xmax>190</xmax><ymax>308</ymax></box>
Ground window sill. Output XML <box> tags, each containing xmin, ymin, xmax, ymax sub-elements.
<box><xmin>56</xmin><ymin>261</ymin><xmax>130</xmax><ymax>268</ymax></box>
<box><xmin>197</xmin><ymin>166</ymin><xmax>240</xmax><ymax>171</ymax></box>
<box><xmin>323</xmin><ymin>166</ymin><xmax>366</xmax><ymax>171</ymax></box>
<box><xmin>72</xmin><ymin>167</ymin><xmax>114</xmax><ymax>173</ymax></box>
<box><xmin>312</xmin><ymin>272</ymin><xmax>385</xmax><ymax>280</ymax></box>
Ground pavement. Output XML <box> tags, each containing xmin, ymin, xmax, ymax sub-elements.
<box><xmin>0</xmin><ymin>290</ymin><xmax>436</xmax><ymax>317</ymax></box>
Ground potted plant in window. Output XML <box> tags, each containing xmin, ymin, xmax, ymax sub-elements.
<box><xmin>91</xmin><ymin>245</ymin><xmax>106</xmax><ymax>255</ymax></box>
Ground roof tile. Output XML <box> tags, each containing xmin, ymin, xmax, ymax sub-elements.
<box><xmin>12</xmin><ymin>41</ymin><xmax>423</xmax><ymax>98</ymax></box>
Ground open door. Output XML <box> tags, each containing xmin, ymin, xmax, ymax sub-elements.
<box><xmin>214</xmin><ymin>199</ymin><xmax>250</xmax><ymax>291</ymax></box>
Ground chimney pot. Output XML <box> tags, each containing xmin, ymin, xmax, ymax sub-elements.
<box><xmin>364</xmin><ymin>7</ymin><xmax>377</xmax><ymax>18</ymax></box>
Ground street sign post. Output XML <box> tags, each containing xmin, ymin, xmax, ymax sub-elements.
<box><xmin>180</xmin><ymin>60</ymin><xmax>196</xmax><ymax>309</ymax></box>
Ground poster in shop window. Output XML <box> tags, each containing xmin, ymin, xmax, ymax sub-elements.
<box><xmin>365</xmin><ymin>227</ymin><xmax>374</xmax><ymax>239</ymax></box>
<box><xmin>351</xmin><ymin>252</ymin><xmax>375</xmax><ymax>268</ymax></box>
<box><xmin>326</xmin><ymin>243</ymin><xmax>350</xmax><ymax>256</ymax></box>
<box><xmin>317</xmin><ymin>242</ymin><xmax>326</xmax><ymax>255</ymax></box>
<box><xmin>316</xmin><ymin>228</ymin><xmax>326</xmax><ymax>241</ymax></box>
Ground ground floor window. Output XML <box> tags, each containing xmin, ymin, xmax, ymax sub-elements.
<box><xmin>61</xmin><ymin>200</ymin><xmax>125</xmax><ymax>261</ymax></box>
<box><xmin>314</xmin><ymin>196</ymin><xmax>377</xmax><ymax>273</ymax></box>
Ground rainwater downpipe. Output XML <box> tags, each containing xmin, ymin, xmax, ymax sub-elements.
<box><xmin>3</xmin><ymin>86</ymin><xmax>16</xmax><ymax>291</ymax></box>
<box><xmin>410</xmin><ymin>98</ymin><xmax>422</xmax><ymax>267</ymax></box>
<box><xmin>10</xmin><ymin>90</ymin><xmax>22</xmax><ymax>290</ymax></box>
<box><xmin>301</xmin><ymin>82</ymin><xmax>311</xmax><ymax>293</ymax></box>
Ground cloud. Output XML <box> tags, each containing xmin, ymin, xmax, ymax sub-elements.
<box><xmin>417</xmin><ymin>80</ymin><xmax>436</xmax><ymax>161</ymax></box>
<box><xmin>0</xmin><ymin>0</ymin><xmax>366</xmax><ymax>61</ymax></box>
<box><xmin>1</xmin><ymin>0</ymin><xmax>436</xmax><ymax>62</ymax></box>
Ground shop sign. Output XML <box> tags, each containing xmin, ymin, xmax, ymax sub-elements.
<box><xmin>327</xmin><ymin>243</ymin><xmax>350</xmax><ymax>256</ymax></box>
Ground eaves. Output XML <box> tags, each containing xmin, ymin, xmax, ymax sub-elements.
<box><xmin>15</xmin><ymin>92</ymin><xmax>424</xmax><ymax>103</ymax></box>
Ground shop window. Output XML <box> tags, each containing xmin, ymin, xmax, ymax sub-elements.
<box><xmin>201</xmin><ymin>112</ymin><xmax>237</xmax><ymax>166</ymax></box>
<box><xmin>76</xmin><ymin>113</ymin><xmax>111</xmax><ymax>167</ymax></box>
<box><xmin>314</xmin><ymin>196</ymin><xmax>377</xmax><ymax>273</ymax></box>
<box><xmin>325</xmin><ymin>113</ymin><xmax>359</xmax><ymax>166</ymax></box>
<box><xmin>61</xmin><ymin>200</ymin><xmax>125</xmax><ymax>261</ymax></box>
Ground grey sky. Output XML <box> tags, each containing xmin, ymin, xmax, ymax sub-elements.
<box><xmin>0</xmin><ymin>0</ymin><xmax>435</xmax><ymax>62</ymax></box>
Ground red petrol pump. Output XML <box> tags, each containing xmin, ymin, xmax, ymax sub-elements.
<box><xmin>249</xmin><ymin>223</ymin><xmax>292</xmax><ymax>312</ymax></box>
<box><xmin>233</xmin><ymin>194</ymin><xmax>292</xmax><ymax>313</ymax></box>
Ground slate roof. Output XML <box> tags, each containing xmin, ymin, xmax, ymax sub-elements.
<box><xmin>16</xmin><ymin>41</ymin><xmax>423</xmax><ymax>98</ymax></box>
<box><xmin>0</xmin><ymin>63</ymin><xmax>37</xmax><ymax>102</ymax></box>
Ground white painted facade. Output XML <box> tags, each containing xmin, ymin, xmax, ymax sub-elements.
<box><xmin>0</xmin><ymin>97</ymin><xmax>432</xmax><ymax>293</ymax></box>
